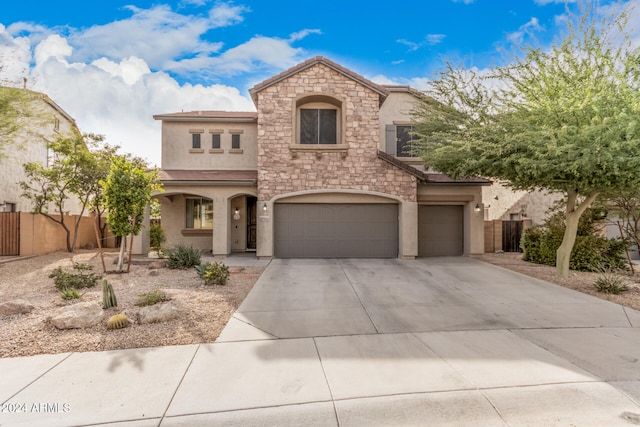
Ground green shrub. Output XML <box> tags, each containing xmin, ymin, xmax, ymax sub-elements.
<box><xmin>195</xmin><ymin>262</ymin><xmax>230</xmax><ymax>286</ymax></box>
<box><xmin>594</xmin><ymin>273</ymin><xmax>628</xmax><ymax>294</ymax></box>
<box><xmin>149</xmin><ymin>224</ymin><xmax>166</xmax><ymax>252</ymax></box>
<box><xmin>59</xmin><ymin>287</ymin><xmax>81</xmax><ymax>300</ymax></box>
<box><xmin>136</xmin><ymin>287</ymin><xmax>170</xmax><ymax>307</ymax></box>
<box><xmin>521</xmin><ymin>208</ymin><xmax>628</xmax><ymax>272</ymax></box>
<box><xmin>49</xmin><ymin>263</ymin><xmax>101</xmax><ymax>291</ymax></box>
<box><xmin>166</xmin><ymin>244</ymin><xmax>202</xmax><ymax>269</ymax></box>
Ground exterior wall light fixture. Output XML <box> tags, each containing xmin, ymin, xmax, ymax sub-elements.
<box><xmin>262</xmin><ymin>203</ymin><xmax>268</xmax><ymax>212</ymax></box>
<box><xmin>474</xmin><ymin>203</ymin><xmax>481</xmax><ymax>212</ymax></box>
<box><xmin>233</xmin><ymin>207</ymin><xmax>240</xmax><ymax>221</ymax></box>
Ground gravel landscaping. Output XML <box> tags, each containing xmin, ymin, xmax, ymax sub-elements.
<box><xmin>0</xmin><ymin>250</ymin><xmax>264</xmax><ymax>358</ymax></box>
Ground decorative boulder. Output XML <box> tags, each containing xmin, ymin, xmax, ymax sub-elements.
<box><xmin>0</xmin><ymin>299</ymin><xmax>35</xmax><ymax>317</ymax></box>
<box><xmin>137</xmin><ymin>302</ymin><xmax>180</xmax><ymax>325</ymax></box>
<box><xmin>49</xmin><ymin>302</ymin><xmax>103</xmax><ymax>330</ymax></box>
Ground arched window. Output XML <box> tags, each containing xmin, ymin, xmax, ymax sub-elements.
<box><xmin>296</xmin><ymin>95</ymin><xmax>342</xmax><ymax>145</ymax></box>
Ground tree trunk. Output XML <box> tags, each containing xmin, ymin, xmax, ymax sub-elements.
<box><xmin>117</xmin><ymin>238</ymin><xmax>126</xmax><ymax>272</ymax></box>
<box><xmin>555</xmin><ymin>189</ymin><xmax>599</xmax><ymax>278</ymax></box>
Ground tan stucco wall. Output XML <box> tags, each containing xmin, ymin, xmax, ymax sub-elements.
<box><xmin>483</xmin><ymin>183</ymin><xmax>562</xmax><ymax>225</ymax></box>
<box><xmin>160</xmin><ymin>121</ymin><xmax>257</xmax><ymax>170</ymax></box>
<box><xmin>155</xmin><ymin>185</ymin><xmax>257</xmax><ymax>255</ymax></box>
<box><xmin>378</xmin><ymin>91</ymin><xmax>418</xmax><ymax>150</ymax></box>
<box><xmin>19</xmin><ymin>213</ymin><xmax>98</xmax><ymax>256</ymax></box>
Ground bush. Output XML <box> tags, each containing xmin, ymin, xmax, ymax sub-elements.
<box><xmin>594</xmin><ymin>273</ymin><xmax>628</xmax><ymax>294</ymax></box>
<box><xmin>136</xmin><ymin>287</ymin><xmax>171</xmax><ymax>307</ymax></box>
<box><xmin>49</xmin><ymin>263</ymin><xmax>101</xmax><ymax>291</ymax></box>
<box><xmin>149</xmin><ymin>224</ymin><xmax>166</xmax><ymax>252</ymax></box>
<box><xmin>521</xmin><ymin>208</ymin><xmax>628</xmax><ymax>272</ymax></box>
<box><xmin>166</xmin><ymin>244</ymin><xmax>201</xmax><ymax>269</ymax></box>
<box><xmin>195</xmin><ymin>262</ymin><xmax>230</xmax><ymax>286</ymax></box>
<box><xmin>59</xmin><ymin>287</ymin><xmax>81</xmax><ymax>300</ymax></box>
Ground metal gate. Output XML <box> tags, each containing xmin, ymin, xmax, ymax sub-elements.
<box><xmin>502</xmin><ymin>220</ymin><xmax>523</xmax><ymax>252</ymax></box>
<box><xmin>0</xmin><ymin>212</ymin><xmax>20</xmax><ymax>256</ymax></box>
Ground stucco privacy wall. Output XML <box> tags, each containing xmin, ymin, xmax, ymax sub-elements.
<box><xmin>19</xmin><ymin>213</ymin><xmax>98</xmax><ymax>256</ymax></box>
<box><xmin>255</xmin><ymin>62</ymin><xmax>417</xmax><ymax>202</ymax></box>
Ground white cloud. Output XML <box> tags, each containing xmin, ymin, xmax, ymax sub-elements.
<box><xmin>397</xmin><ymin>39</ymin><xmax>420</xmax><ymax>52</ymax></box>
<box><xmin>0</xmin><ymin>28</ymin><xmax>256</xmax><ymax>167</ymax></box>
<box><xmin>397</xmin><ymin>33</ymin><xmax>446</xmax><ymax>52</ymax></box>
<box><xmin>451</xmin><ymin>0</ymin><xmax>475</xmax><ymax>4</ymax></box>
<box><xmin>507</xmin><ymin>17</ymin><xmax>544</xmax><ymax>44</ymax></box>
<box><xmin>68</xmin><ymin>5</ymin><xmax>223</xmax><ymax>70</ymax></box>
<box><xmin>0</xmin><ymin>3</ymin><xmax>324</xmax><ymax>166</ymax></box>
<box><xmin>426</xmin><ymin>34</ymin><xmax>446</xmax><ymax>45</ymax></box>
<box><xmin>208</xmin><ymin>2</ymin><xmax>249</xmax><ymax>27</ymax></box>
<box><xmin>289</xmin><ymin>29</ymin><xmax>322</xmax><ymax>42</ymax></box>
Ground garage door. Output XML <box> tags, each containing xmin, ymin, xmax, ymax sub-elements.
<box><xmin>274</xmin><ymin>203</ymin><xmax>398</xmax><ymax>258</ymax></box>
<box><xmin>418</xmin><ymin>205</ymin><xmax>463</xmax><ymax>256</ymax></box>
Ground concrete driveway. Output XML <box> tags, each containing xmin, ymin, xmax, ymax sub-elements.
<box><xmin>2</xmin><ymin>257</ymin><xmax>640</xmax><ymax>426</ymax></box>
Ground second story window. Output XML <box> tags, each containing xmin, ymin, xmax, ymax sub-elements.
<box><xmin>212</xmin><ymin>133</ymin><xmax>221</xmax><ymax>149</ymax></box>
<box><xmin>192</xmin><ymin>133</ymin><xmax>201</xmax><ymax>149</ymax></box>
<box><xmin>396</xmin><ymin>125</ymin><xmax>415</xmax><ymax>157</ymax></box>
<box><xmin>300</xmin><ymin>109</ymin><xmax>337</xmax><ymax>145</ymax></box>
<box><xmin>231</xmin><ymin>133</ymin><xmax>241</xmax><ymax>149</ymax></box>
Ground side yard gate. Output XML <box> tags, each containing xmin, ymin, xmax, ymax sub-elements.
<box><xmin>0</xmin><ymin>212</ymin><xmax>20</xmax><ymax>256</ymax></box>
<box><xmin>502</xmin><ymin>220</ymin><xmax>523</xmax><ymax>253</ymax></box>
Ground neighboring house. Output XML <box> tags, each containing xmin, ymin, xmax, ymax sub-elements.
<box><xmin>153</xmin><ymin>57</ymin><xmax>488</xmax><ymax>259</ymax></box>
<box><xmin>483</xmin><ymin>184</ymin><xmax>562</xmax><ymax>226</ymax></box>
<box><xmin>0</xmin><ymin>87</ymin><xmax>79</xmax><ymax>214</ymax></box>
<box><xmin>0</xmin><ymin>87</ymin><xmax>96</xmax><ymax>256</ymax></box>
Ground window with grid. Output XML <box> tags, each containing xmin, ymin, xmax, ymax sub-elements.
<box><xmin>185</xmin><ymin>197</ymin><xmax>213</xmax><ymax>229</ymax></box>
<box><xmin>300</xmin><ymin>109</ymin><xmax>337</xmax><ymax>144</ymax></box>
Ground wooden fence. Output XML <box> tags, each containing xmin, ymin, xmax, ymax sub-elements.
<box><xmin>0</xmin><ymin>212</ymin><xmax>20</xmax><ymax>256</ymax></box>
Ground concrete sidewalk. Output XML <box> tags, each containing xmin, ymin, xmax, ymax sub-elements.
<box><xmin>2</xmin><ymin>257</ymin><xmax>640</xmax><ymax>426</ymax></box>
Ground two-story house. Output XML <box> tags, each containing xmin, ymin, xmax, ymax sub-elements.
<box><xmin>0</xmin><ymin>87</ymin><xmax>79</xmax><ymax>213</ymax></box>
<box><xmin>153</xmin><ymin>57</ymin><xmax>488</xmax><ymax>259</ymax></box>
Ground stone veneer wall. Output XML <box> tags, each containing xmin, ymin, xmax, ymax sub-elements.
<box><xmin>255</xmin><ymin>63</ymin><xmax>417</xmax><ymax>202</ymax></box>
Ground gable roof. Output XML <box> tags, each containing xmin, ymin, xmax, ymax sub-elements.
<box><xmin>248</xmin><ymin>56</ymin><xmax>390</xmax><ymax>106</ymax></box>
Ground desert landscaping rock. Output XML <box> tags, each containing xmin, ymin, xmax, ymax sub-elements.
<box><xmin>0</xmin><ymin>299</ymin><xmax>35</xmax><ymax>317</ymax></box>
<box><xmin>49</xmin><ymin>302</ymin><xmax>103</xmax><ymax>330</ymax></box>
<box><xmin>137</xmin><ymin>301</ymin><xmax>181</xmax><ymax>324</ymax></box>
<box><xmin>0</xmin><ymin>250</ymin><xmax>264</xmax><ymax>357</ymax></box>
<box><xmin>149</xmin><ymin>269</ymin><xmax>160</xmax><ymax>276</ymax></box>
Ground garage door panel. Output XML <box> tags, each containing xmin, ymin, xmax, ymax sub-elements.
<box><xmin>419</xmin><ymin>205</ymin><xmax>463</xmax><ymax>257</ymax></box>
<box><xmin>275</xmin><ymin>203</ymin><xmax>398</xmax><ymax>258</ymax></box>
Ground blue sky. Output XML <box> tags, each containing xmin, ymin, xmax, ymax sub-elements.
<box><xmin>0</xmin><ymin>0</ymin><xmax>636</xmax><ymax>165</ymax></box>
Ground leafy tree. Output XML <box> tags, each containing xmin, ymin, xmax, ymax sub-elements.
<box><xmin>102</xmin><ymin>156</ymin><xmax>162</xmax><ymax>272</ymax></box>
<box><xmin>413</xmin><ymin>2</ymin><xmax>640</xmax><ymax>277</ymax></box>
<box><xmin>608</xmin><ymin>190</ymin><xmax>640</xmax><ymax>255</ymax></box>
<box><xmin>0</xmin><ymin>87</ymin><xmax>41</xmax><ymax>158</ymax></box>
<box><xmin>86</xmin><ymin>139</ymin><xmax>122</xmax><ymax>242</ymax></box>
<box><xmin>20</xmin><ymin>134</ymin><xmax>104</xmax><ymax>252</ymax></box>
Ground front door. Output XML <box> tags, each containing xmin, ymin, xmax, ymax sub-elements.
<box><xmin>246</xmin><ymin>196</ymin><xmax>257</xmax><ymax>250</ymax></box>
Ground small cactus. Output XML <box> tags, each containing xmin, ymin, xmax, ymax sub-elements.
<box><xmin>102</xmin><ymin>279</ymin><xmax>118</xmax><ymax>309</ymax></box>
<box><xmin>106</xmin><ymin>313</ymin><xmax>130</xmax><ymax>330</ymax></box>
